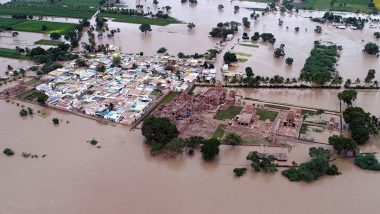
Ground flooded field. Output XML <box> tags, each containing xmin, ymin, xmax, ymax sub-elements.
<box><xmin>0</xmin><ymin>57</ymin><xmax>34</xmax><ymax>76</ymax></box>
<box><xmin>1</xmin><ymin>99</ymin><xmax>380</xmax><ymax>214</ymax></box>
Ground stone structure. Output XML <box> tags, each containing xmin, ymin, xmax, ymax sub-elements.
<box><xmin>0</xmin><ymin>81</ymin><xmax>27</xmax><ymax>98</ymax></box>
<box><xmin>234</xmin><ymin>104</ymin><xmax>257</xmax><ymax>126</ymax></box>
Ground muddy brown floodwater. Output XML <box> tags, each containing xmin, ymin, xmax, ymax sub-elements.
<box><xmin>1</xmin><ymin>97</ymin><xmax>380</xmax><ymax>214</ymax></box>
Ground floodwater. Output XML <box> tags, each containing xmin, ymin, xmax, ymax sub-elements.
<box><xmin>0</xmin><ymin>57</ymin><xmax>34</xmax><ymax>77</ymax></box>
<box><xmin>1</xmin><ymin>99</ymin><xmax>380</xmax><ymax>214</ymax></box>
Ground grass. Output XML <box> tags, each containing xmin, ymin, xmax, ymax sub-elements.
<box><xmin>159</xmin><ymin>92</ymin><xmax>180</xmax><ymax>105</ymax></box>
<box><xmin>238</xmin><ymin>58</ymin><xmax>248</xmax><ymax>63</ymax></box>
<box><xmin>0</xmin><ymin>7</ymin><xmax>96</xmax><ymax>18</ymax></box>
<box><xmin>214</xmin><ymin>106</ymin><xmax>243</xmax><ymax>120</ymax></box>
<box><xmin>376</xmin><ymin>0</ymin><xmax>380</xmax><ymax>8</ymax></box>
<box><xmin>256</xmin><ymin>109</ymin><xmax>278</xmax><ymax>121</ymax></box>
<box><xmin>0</xmin><ymin>17</ymin><xmax>25</xmax><ymax>30</ymax></box>
<box><xmin>300</xmin><ymin>124</ymin><xmax>309</xmax><ymax>134</ymax></box>
<box><xmin>12</xmin><ymin>20</ymin><xmax>77</xmax><ymax>34</ymax></box>
<box><xmin>35</xmin><ymin>39</ymin><xmax>64</xmax><ymax>46</ymax></box>
<box><xmin>0</xmin><ymin>48</ymin><xmax>30</xmax><ymax>60</ymax></box>
<box><xmin>239</xmin><ymin>43</ymin><xmax>259</xmax><ymax>48</ymax></box>
<box><xmin>213</xmin><ymin>124</ymin><xmax>226</xmax><ymax>139</ymax></box>
<box><xmin>290</xmin><ymin>0</ymin><xmax>373</xmax><ymax>12</ymax></box>
<box><xmin>99</xmin><ymin>12</ymin><xmax>181</xmax><ymax>26</ymax></box>
<box><xmin>235</xmin><ymin>52</ymin><xmax>252</xmax><ymax>57</ymax></box>
<box><xmin>264</xmin><ymin>104</ymin><xmax>291</xmax><ymax>110</ymax></box>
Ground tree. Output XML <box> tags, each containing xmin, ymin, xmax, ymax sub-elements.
<box><xmin>153</xmin><ymin>0</ymin><xmax>159</xmax><ymax>5</ymax></box>
<box><xmin>343</xmin><ymin>107</ymin><xmax>377</xmax><ymax>145</ymax></box>
<box><xmin>96</xmin><ymin>65</ymin><xmax>106</xmax><ymax>73</ymax></box>
<box><xmin>223</xmin><ymin>132</ymin><xmax>242</xmax><ymax>147</ymax></box>
<box><xmin>295</xmin><ymin>27</ymin><xmax>300</xmax><ymax>32</ymax></box>
<box><xmin>112</xmin><ymin>55</ymin><xmax>122</xmax><ymax>67</ymax></box>
<box><xmin>246</xmin><ymin>151</ymin><xmax>277</xmax><ymax>173</ymax></box>
<box><xmin>242</xmin><ymin>17</ymin><xmax>250</xmax><ymax>28</ymax></box>
<box><xmin>285</xmin><ymin>57</ymin><xmax>293</xmax><ymax>65</ymax></box>
<box><xmin>142</xmin><ymin>116</ymin><xmax>179</xmax><ymax>147</ymax></box>
<box><xmin>273</xmin><ymin>44</ymin><xmax>285</xmax><ymax>58</ymax></box>
<box><xmin>12</xmin><ymin>31</ymin><xmax>19</xmax><ymax>37</ymax></box>
<box><xmin>218</xmin><ymin>4</ymin><xmax>224</xmax><ymax>10</ymax></box>
<box><xmin>50</xmin><ymin>33</ymin><xmax>61</xmax><ymax>40</ymax></box>
<box><xmin>328</xmin><ymin>135</ymin><xmax>358</xmax><ymax>156</ymax></box>
<box><xmin>185</xmin><ymin>136</ymin><xmax>204</xmax><ymax>149</ymax></box>
<box><xmin>338</xmin><ymin>89</ymin><xmax>357</xmax><ymax>106</ymax></box>
<box><xmin>365</xmin><ymin>69</ymin><xmax>376</xmax><ymax>83</ymax></box>
<box><xmin>200</xmin><ymin>138</ymin><xmax>220</xmax><ymax>161</ymax></box>
<box><xmin>223</xmin><ymin>52</ymin><xmax>237</xmax><ymax>64</ymax></box>
<box><xmin>245</xmin><ymin>67</ymin><xmax>254</xmax><ymax>78</ymax></box>
<box><xmin>251</xmin><ymin>32</ymin><xmax>260</xmax><ymax>41</ymax></box>
<box><xmin>166</xmin><ymin>138</ymin><xmax>185</xmax><ymax>156</ymax></box>
<box><xmin>139</xmin><ymin>24</ymin><xmax>152</xmax><ymax>34</ymax></box>
<box><xmin>52</xmin><ymin>118</ymin><xmax>59</xmax><ymax>125</ymax></box>
<box><xmin>27</xmin><ymin>107</ymin><xmax>33</xmax><ymax>115</ymax></box>
<box><xmin>157</xmin><ymin>47</ymin><xmax>167</xmax><ymax>53</ymax></box>
<box><xmin>363</xmin><ymin>42</ymin><xmax>379</xmax><ymax>55</ymax></box>
<box><xmin>3</xmin><ymin>148</ymin><xmax>15</xmax><ymax>156</ymax></box>
<box><xmin>42</xmin><ymin>24</ymin><xmax>48</xmax><ymax>31</ymax></box>
<box><xmin>36</xmin><ymin>92</ymin><xmax>49</xmax><ymax>104</ymax></box>
<box><xmin>233</xmin><ymin>167</ymin><xmax>247</xmax><ymax>177</ymax></box>
<box><xmin>19</xmin><ymin>109</ymin><xmax>28</xmax><ymax>117</ymax></box>
<box><xmin>187</xmin><ymin>22</ymin><xmax>196</xmax><ymax>30</ymax></box>
<box><xmin>355</xmin><ymin>154</ymin><xmax>380</xmax><ymax>171</ymax></box>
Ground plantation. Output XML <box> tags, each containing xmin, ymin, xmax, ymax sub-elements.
<box><xmin>0</xmin><ymin>17</ymin><xmax>25</xmax><ymax>30</ymax></box>
<box><xmin>300</xmin><ymin>43</ymin><xmax>339</xmax><ymax>85</ymax></box>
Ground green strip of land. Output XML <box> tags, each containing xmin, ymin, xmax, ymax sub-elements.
<box><xmin>0</xmin><ymin>7</ymin><xmax>96</xmax><ymax>19</ymax></box>
<box><xmin>11</xmin><ymin>20</ymin><xmax>78</xmax><ymax>34</ymax></box>
<box><xmin>99</xmin><ymin>13</ymin><xmax>181</xmax><ymax>26</ymax></box>
<box><xmin>214</xmin><ymin>106</ymin><xmax>243</xmax><ymax>120</ymax></box>
<box><xmin>0</xmin><ymin>17</ymin><xmax>25</xmax><ymax>30</ymax></box>
<box><xmin>0</xmin><ymin>48</ymin><xmax>30</xmax><ymax>60</ymax></box>
<box><xmin>35</xmin><ymin>39</ymin><xmax>64</xmax><ymax>46</ymax></box>
<box><xmin>289</xmin><ymin>0</ymin><xmax>374</xmax><ymax>12</ymax></box>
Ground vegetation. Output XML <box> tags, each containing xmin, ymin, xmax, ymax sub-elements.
<box><xmin>200</xmin><ymin>138</ymin><xmax>221</xmax><ymax>161</ymax></box>
<box><xmin>139</xmin><ymin>23</ymin><xmax>152</xmax><ymax>34</ymax></box>
<box><xmin>19</xmin><ymin>108</ymin><xmax>28</xmax><ymax>117</ymax></box>
<box><xmin>233</xmin><ymin>167</ymin><xmax>248</xmax><ymax>177</ymax></box>
<box><xmin>88</xmin><ymin>139</ymin><xmax>98</xmax><ymax>145</ymax></box>
<box><xmin>34</xmin><ymin>39</ymin><xmax>64</xmax><ymax>46</ymax></box>
<box><xmin>285</xmin><ymin>57</ymin><xmax>294</xmax><ymax>65</ymax></box>
<box><xmin>157</xmin><ymin>47</ymin><xmax>167</xmax><ymax>53</ymax></box>
<box><xmin>11</xmin><ymin>20</ymin><xmax>78</xmax><ymax>34</ymax></box>
<box><xmin>256</xmin><ymin>109</ymin><xmax>278</xmax><ymax>121</ymax></box>
<box><xmin>214</xmin><ymin>106</ymin><xmax>243</xmax><ymax>120</ymax></box>
<box><xmin>3</xmin><ymin>148</ymin><xmax>15</xmax><ymax>156</ymax></box>
<box><xmin>328</xmin><ymin>135</ymin><xmax>358</xmax><ymax>156</ymax></box>
<box><xmin>300</xmin><ymin>43</ymin><xmax>340</xmax><ymax>85</ymax></box>
<box><xmin>52</xmin><ymin>118</ymin><xmax>59</xmax><ymax>125</ymax></box>
<box><xmin>223</xmin><ymin>52</ymin><xmax>238</xmax><ymax>64</ymax></box>
<box><xmin>0</xmin><ymin>48</ymin><xmax>30</xmax><ymax>60</ymax></box>
<box><xmin>142</xmin><ymin>116</ymin><xmax>179</xmax><ymax>151</ymax></box>
<box><xmin>213</xmin><ymin>124</ymin><xmax>226</xmax><ymax>139</ymax></box>
<box><xmin>223</xmin><ymin>133</ymin><xmax>242</xmax><ymax>147</ymax></box>
<box><xmin>363</xmin><ymin>42</ymin><xmax>379</xmax><ymax>55</ymax></box>
<box><xmin>282</xmin><ymin>147</ymin><xmax>341</xmax><ymax>182</ymax></box>
<box><xmin>355</xmin><ymin>154</ymin><xmax>380</xmax><ymax>171</ymax></box>
<box><xmin>343</xmin><ymin>107</ymin><xmax>380</xmax><ymax>144</ymax></box>
<box><xmin>246</xmin><ymin>151</ymin><xmax>278</xmax><ymax>173</ymax></box>
<box><xmin>209</xmin><ymin>21</ymin><xmax>239</xmax><ymax>39</ymax></box>
<box><xmin>0</xmin><ymin>17</ymin><xmax>25</xmax><ymax>30</ymax></box>
<box><xmin>99</xmin><ymin>12</ymin><xmax>180</xmax><ymax>26</ymax></box>
<box><xmin>338</xmin><ymin>89</ymin><xmax>357</xmax><ymax>106</ymax></box>
<box><xmin>288</xmin><ymin>0</ymin><xmax>376</xmax><ymax>13</ymax></box>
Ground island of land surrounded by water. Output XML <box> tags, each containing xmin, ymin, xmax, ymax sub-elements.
<box><xmin>1</xmin><ymin>0</ymin><xmax>380</xmax><ymax>214</ymax></box>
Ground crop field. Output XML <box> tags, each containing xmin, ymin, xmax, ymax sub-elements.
<box><xmin>11</xmin><ymin>20</ymin><xmax>77</xmax><ymax>34</ymax></box>
<box><xmin>290</xmin><ymin>0</ymin><xmax>373</xmax><ymax>12</ymax></box>
<box><xmin>0</xmin><ymin>48</ymin><xmax>30</xmax><ymax>60</ymax></box>
<box><xmin>99</xmin><ymin>13</ymin><xmax>181</xmax><ymax>26</ymax></box>
<box><xmin>0</xmin><ymin>17</ymin><xmax>25</xmax><ymax>30</ymax></box>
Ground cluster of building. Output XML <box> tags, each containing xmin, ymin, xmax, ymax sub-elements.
<box><xmin>35</xmin><ymin>53</ymin><xmax>215</xmax><ymax>125</ymax></box>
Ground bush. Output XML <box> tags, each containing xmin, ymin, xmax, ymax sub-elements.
<box><xmin>200</xmin><ymin>138</ymin><xmax>220</xmax><ymax>161</ymax></box>
<box><xmin>36</xmin><ymin>92</ymin><xmax>49</xmax><ymax>104</ymax></box>
<box><xmin>157</xmin><ymin>47</ymin><xmax>167</xmax><ymax>53</ymax></box>
<box><xmin>285</xmin><ymin>57</ymin><xmax>293</xmax><ymax>65</ymax></box>
<box><xmin>355</xmin><ymin>154</ymin><xmax>380</xmax><ymax>171</ymax></box>
<box><xmin>52</xmin><ymin>118</ymin><xmax>59</xmax><ymax>125</ymax></box>
<box><xmin>233</xmin><ymin>167</ymin><xmax>247</xmax><ymax>177</ymax></box>
<box><xmin>3</xmin><ymin>148</ymin><xmax>15</xmax><ymax>156</ymax></box>
<box><xmin>88</xmin><ymin>139</ymin><xmax>98</xmax><ymax>145</ymax></box>
<box><xmin>185</xmin><ymin>136</ymin><xmax>205</xmax><ymax>149</ymax></box>
<box><xmin>19</xmin><ymin>108</ymin><xmax>28</xmax><ymax>117</ymax></box>
<box><xmin>223</xmin><ymin>52</ymin><xmax>237</xmax><ymax>64</ymax></box>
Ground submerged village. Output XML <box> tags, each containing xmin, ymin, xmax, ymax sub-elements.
<box><xmin>1</xmin><ymin>0</ymin><xmax>380</xmax><ymax>213</ymax></box>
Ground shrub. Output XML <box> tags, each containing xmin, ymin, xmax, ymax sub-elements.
<box><xmin>19</xmin><ymin>109</ymin><xmax>28</xmax><ymax>117</ymax></box>
<box><xmin>52</xmin><ymin>118</ymin><xmax>59</xmax><ymax>125</ymax></box>
<box><xmin>3</xmin><ymin>148</ymin><xmax>15</xmax><ymax>156</ymax></box>
<box><xmin>233</xmin><ymin>167</ymin><xmax>247</xmax><ymax>177</ymax></box>
<box><xmin>355</xmin><ymin>154</ymin><xmax>380</xmax><ymax>171</ymax></box>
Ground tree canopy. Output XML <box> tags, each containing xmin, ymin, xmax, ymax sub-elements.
<box><xmin>142</xmin><ymin>116</ymin><xmax>179</xmax><ymax>147</ymax></box>
<box><xmin>200</xmin><ymin>138</ymin><xmax>220</xmax><ymax>161</ymax></box>
<box><xmin>338</xmin><ymin>89</ymin><xmax>357</xmax><ymax>106</ymax></box>
<box><xmin>328</xmin><ymin>135</ymin><xmax>358</xmax><ymax>156</ymax></box>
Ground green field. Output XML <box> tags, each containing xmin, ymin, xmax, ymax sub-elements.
<box><xmin>0</xmin><ymin>48</ymin><xmax>30</xmax><ymax>60</ymax></box>
<box><xmin>0</xmin><ymin>17</ymin><xmax>25</xmax><ymax>30</ymax></box>
<box><xmin>0</xmin><ymin>7</ymin><xmax>96</xmax><ymax>18</ymax></box>
<box><xmin>99</xmin><ymin>13</ymin><xmax>181</xmax><ymax>26</ymax></box>
<box><xmin>212</xmin><ymin>124</ymin><xmax>227</xmax><ymax>139</ymax></box>
<box><xmin>12</xmin><ymin>20</ymin><xmax>77</xmax><ymax>34</ymax></box>
<box><xmin>290</xmin><ymin>0</ymin><xmax>373</xmax><ymax>12</ymax></box>
<box><xmin>256</xmin><ymin>109</ymin><xmax>278</xmax><ymax>121</ymax></box>
<box><xmin>35</xmin><ymin>39</ymin><xmax>64</xmax><ymax>46</ymax></box>
<box><xmin>214</xmin><ymin>106</ymin><xmax>243</xmax><ymax>120</ymax></box>
<box><xmin>159</xmin><ymin>92</ymin><xmax>180</xmax><ymax>105</ymax></box>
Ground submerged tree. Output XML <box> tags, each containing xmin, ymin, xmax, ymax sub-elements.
<box><xmin>139</xmin><ymin>24</ymin><xmax>152</xmax><ymax>34</ymax></box>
